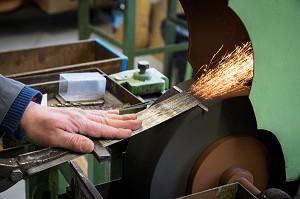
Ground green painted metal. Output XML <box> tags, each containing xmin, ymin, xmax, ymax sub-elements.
<box><xmin>26</xmin><ymin>168</ymin><xmax>60</xmax><ymax>199</ymax></box>
<box><xmin>184</xmin><ymin>62</ymin><xmax>193</xmax><ymax>81</ymax></box>
<box><xmin>123</xmin><ymin>0</ymin><xmax>136</xmax><ymax>70</ymax></box>
<box><xmin>78</xmin><ymin>0</ymin><xmax>91</xmax><ymax>40</ymax></box>
<box><xmin>163</xmin><ymin>0</ymin><xmax>179</xmax><ymax>79</ymax></box>
<box><xmin>87</xmin><ymin>154</ymin><xmax>111</xmax><ymax>185</ymax></box>
<box><xmin>229</xmin><ymin>0</ymin><xmax>300</xmax><ymax>181</ymax></box>
<box><xmin>109</xmin><ymin>68</ymin><xmax>169</xmax><ymax>96</ymax></box>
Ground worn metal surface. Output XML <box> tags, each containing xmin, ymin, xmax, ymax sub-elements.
<box><xmin>0</xmin><ymin>39</ymin><xmax>124</xmax><ymax>78</ymax></box>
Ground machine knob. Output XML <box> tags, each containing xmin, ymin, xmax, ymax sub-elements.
<box><xmin>133</xmin><ymin>60</ymin><xmax>151</xmax><ymax>81</ymax></box>
<box><xmin>138</xmin><ymin>60</ymin><xmax>149</xmax><ymax>74</ymax></box>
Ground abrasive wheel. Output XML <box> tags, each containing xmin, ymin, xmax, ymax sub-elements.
<box><xmin>187</xmin><ymin>135</ymin><xmax>271</xmax><ymax>194</ymax></box>
<box><xmin>123</xmin><ymin>80</ymin><xmax>273</xmax><ymax>199</ymax></box>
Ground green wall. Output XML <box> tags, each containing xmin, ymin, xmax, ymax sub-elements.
<box><xmin>229</xmin><ymin>0</ymin><xmax>300</xmax><ymax>181</ymax></box>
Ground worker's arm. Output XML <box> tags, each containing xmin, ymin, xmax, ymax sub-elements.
<box><xmin>0</xmin><ymin>75</ymin><xmax>42</xmax><ymax>139</ymax></box>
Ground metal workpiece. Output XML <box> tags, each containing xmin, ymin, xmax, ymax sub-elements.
<box><xmin>50</xmin><ymin>100</ymin><xmax>105</xmax><ymax>107</ymax></box>
<box><xmin>173</xmin><ymin>85</ymin><xmax>208</xmax><ymax>112</ymax></box>
<box><xmin>92</xmin><ymin>139</ymin><xmax>111</xmax><ymax>163</ymax></box>
<box><xmin>100</xmin><ymin>91</ymin><xmax>202</xmax><ymax>147</ymax></box>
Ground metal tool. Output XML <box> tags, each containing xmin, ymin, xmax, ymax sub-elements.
<box><xmin>0</xmin><ymin>139</ymin><xmax>109</xmax><ymax>192</ymax></box>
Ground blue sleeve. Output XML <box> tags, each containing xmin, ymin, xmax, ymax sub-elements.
<box><xmin>0</xmin><ymin>86</ymin><xmax>42</xmax><ymax>139</ymax></box>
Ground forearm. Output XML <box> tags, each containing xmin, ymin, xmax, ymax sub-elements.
<box><xmin>0</xmin><ymin>75</ymin><xmax>42</xmax><ymax>139</ymax></box>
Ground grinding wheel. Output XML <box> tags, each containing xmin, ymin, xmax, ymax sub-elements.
<box><xmin>123</xmin><ymin>80</ymin><xmax>271</xmax><ymax>198</ymax></box>
<box><xmin>187</xmin><ymin>135</ymin><xmax>271</xmax><ymax>194</ymax></box>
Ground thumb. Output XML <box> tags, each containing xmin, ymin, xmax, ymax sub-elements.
<box><xmin>53</xmin><ymin>130</ymin><xmax>94</xmax><ymax>153</ymax></box>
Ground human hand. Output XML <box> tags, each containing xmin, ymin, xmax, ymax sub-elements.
<box><xmin>19</xmin><ymin>102</ymin><xmax>142</xmax><ymax>153</ymax></box>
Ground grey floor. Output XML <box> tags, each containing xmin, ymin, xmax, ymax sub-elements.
<box><xmin>0</xmin><ymin>3</ymin><xmax>163</xmax><ymax>199</ymax></box>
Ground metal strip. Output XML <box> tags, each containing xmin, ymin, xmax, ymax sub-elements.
<box><xmin>92</xmin><ymin>139</ymin><xmax>110</xmax><ymax>162</ymax></box>
<box><xmin>100</xmin><ymin>92</ymin><xmax>202</xmax><ymax>147</ymax></box>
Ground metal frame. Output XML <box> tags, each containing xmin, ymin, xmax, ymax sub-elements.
<box><xmin>78</xmin><ymin>0</ymin><xmax>188</xmax><ymax>80</ymax></box>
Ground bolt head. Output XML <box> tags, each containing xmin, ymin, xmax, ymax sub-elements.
<box><xmin>10</xmin><ymin>169</ymin><xmax>23</xmax><ymax>182</ymax></box>
<box><xmin>138</xmin><ymin>60</ymin><xmax>150</xmax><ymax>71</ymax></box>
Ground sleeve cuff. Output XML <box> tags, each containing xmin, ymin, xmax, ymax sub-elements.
<box><xmin>0</xmin><ymin>86</ymin><xmax>42</xmax><ymax>139</ymax></box>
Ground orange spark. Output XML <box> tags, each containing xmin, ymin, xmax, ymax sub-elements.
<box><xmin>188</xmin><ymin>42</ymin><xmax>253</xmax><ymax>100</ymax></box>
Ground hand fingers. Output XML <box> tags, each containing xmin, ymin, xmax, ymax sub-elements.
<box><xmin>81</xmin><ymin>120</ymin><xmax>133</xmax><ymax>139</ymax></box>
<box><xmin>86</xmin><ymin>113</ymin><xmax>142</xmax><ymax>130</ymax></box>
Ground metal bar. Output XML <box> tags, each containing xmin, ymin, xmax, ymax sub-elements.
<box><xmin>135</xmin><ymin>42</ymin><xmax>188</xmax><ymax>56</ymax></box>
<box><xmin>167</xmin><ymin>16</ymin><xmax>188</xmax><ymax>29</ymax></box>
<box><xmin>123</xmin><ymin>0</ymin><xmax>136</xmax><ymax>69</ymax></box>
<box><xmin>88</xmin><ymin>24</ymin><xmax>123</xmax><ymax>48</ymax></box>
<box><xmin>184</xmin><ymin>62</ymin><xmax>193</xmax><ymax>80</ymax></box>
<box><xmin>92</xmin><ymin>139</ymin><xmax>110</xmax><ymax>162</ymax></box>
<box><xmin>70</xmin><ymin>160</ymin><xmax>103</xmax><ymax>199</ymax></box>
<box><xmin>78</xmin><ymin>0</ymin><xmax>91</xmax><ymax>40</ymax></box>
<box><xmin>164</xmin><ymin>0</ymin><xmax>179</xmax><ymax>81</ymax></box>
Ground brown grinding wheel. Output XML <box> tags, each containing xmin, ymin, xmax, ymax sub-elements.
<box><xmin>187</xmin><ymin>135</ymin><xmax>272</xmax><ymax>194</ymax></box>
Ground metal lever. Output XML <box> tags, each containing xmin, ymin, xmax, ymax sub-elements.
<box><xmin>0</xmin><ymin>139</ymin><xmax>109</xmax><ymax>192</ymax></box>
